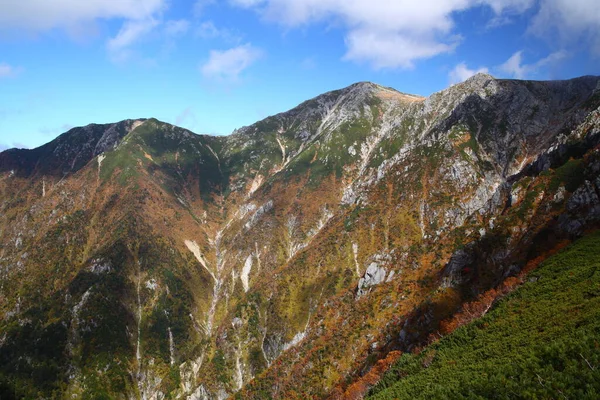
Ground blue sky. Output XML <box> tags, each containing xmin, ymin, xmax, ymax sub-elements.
<box><xmin>0</xmin><ymin>0</ymin><xmax>598</xmax><ymax>150</ymax></box>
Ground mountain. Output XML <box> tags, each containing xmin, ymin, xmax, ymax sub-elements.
<box><xmin>0</xmin><ymin>74</ymin><xmax>599</xmax><ymax>399</ymax></box>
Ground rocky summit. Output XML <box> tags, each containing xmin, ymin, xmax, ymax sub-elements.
<box><xmin>1</xmin><ymin>74</ymin><xmax>600</xmax><ymax>399</ymax></box>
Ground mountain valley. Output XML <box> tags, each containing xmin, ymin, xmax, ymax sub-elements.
<box><xmin>1</xmin><ymin>73</ymin><xmax>600</xmax><ymax>399</ymax></box>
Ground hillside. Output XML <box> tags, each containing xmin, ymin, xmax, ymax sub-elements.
<box><xmin>367</xmin><ymin>230</ymin><xmax>600</xmax><ymax>399</ymax></box>
<box><xmin>0</xmin><ymin>74</ymin><xmax>599</xmax><ymax>399</ymax></box>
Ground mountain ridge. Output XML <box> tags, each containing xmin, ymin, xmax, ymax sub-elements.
<box><xmin>2</xmin><ymin>72</ymin><xmax>598</xmax><ymax>163</ymax></box>
<box><xmin>1</xmin><ymin>74</ymin><xmax>600</xmax><ymax>399</ymax></box>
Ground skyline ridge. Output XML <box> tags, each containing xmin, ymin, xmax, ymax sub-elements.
<box><xmin>3</xmin><ymin>72</ymin><xmax>599</xmax><ymax>154</ymax></box>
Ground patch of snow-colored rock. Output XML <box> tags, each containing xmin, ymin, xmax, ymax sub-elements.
<box><xmin>357</xmin><ymin>262</ymin><xmax>389</xmax><ymax>298</ymax></box>
<box><xmin>240</xmin><ymin>255</ymin><xmax>252</xmax><ymax>292</ymax></box>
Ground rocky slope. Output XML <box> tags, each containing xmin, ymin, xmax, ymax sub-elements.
<box><xmin>0</xmin><ymin>74</ymin><xmax>599</xmax><ymax>399</ymax></box>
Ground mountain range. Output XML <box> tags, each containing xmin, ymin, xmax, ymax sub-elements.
<box><xmin>1</xmin><ymin>73</ymin><xmax>599</xmax><ymax>399</ymax></box>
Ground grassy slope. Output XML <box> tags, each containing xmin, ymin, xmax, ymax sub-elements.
<box><xmin>368</xmin><ymin>231</ymin><xmax>600</xmax><ymax>400</ymax></box>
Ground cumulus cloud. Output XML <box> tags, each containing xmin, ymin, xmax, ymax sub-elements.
<box><xmin>484</xmin><ymin>0</ymin><xmax>536</xmax><ymax>14</ymax></box>
<box><xmin>0</xmin><ymin>0</ymin><xmax>165</xmax><ymax>32</ymax></box>
<box><xmin>498</xmin><ymin>50</ymin><xmax>567</xmax><ymax>79</ymax></box>
<box><xmin>344</xmin><ymin>29</ymin><xmax>461</xmax><ymax>69</ymax></box>
<box><xmin>499</xmin><ymin>51</ymin><xmax>527</xmax><ymax>79</ymax></box>
<box><xmin>449</xmin><ymin>62</ymin><xmax>489</xmax><ymax>84</ymax></box>
<box><xmin>485</xmin><ymin>0</ymin><xmax>536</xmax><ymax>29</ymax></box>
<box><xmin>530</xmin><ymin>0</ymin><xmax>600</xmax><ymax>56</ymax></box>
<box><xmin>228</xmin><ymin>0</ymin><xmax>544</xmax><ymax>69</ymax></box>
<box><xmin>201</xmin><ymin>44</ymin><xmax>262</xmax><ymax>81</ymax></box>
<box><xmin>0</xmin><ymin>1</ymin><xmax>169</xmax><ymax>63</ymax></box>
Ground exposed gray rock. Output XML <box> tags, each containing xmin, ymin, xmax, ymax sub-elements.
<box><xmin>89</xmin><ymin>259</ymin><xmax>111</xmax><ymax>274</ymax></box>
<box><xmin>554</xmin><ymin>186</ymin><xmax>566</xmax><ymax>203</ymax></box>
<box><xmin>187</xmin><ymin>384</ymin><xmax>210</xmax><ymax>400</ymax></box>
<box><xmin>567</xmin><ymin>180</ymin><xmax>600</xmax><ymax>213</ymax></box>
<box><xmin>93</xmin><ymin>119</ymin><xmax>144</xmax><ymax>155</ymax></box>
<box><xmin>357</xmin><ymin>262</ymin><xmax>388</xmax><ymax>297</ymax></box>
<box><xmin>441</xmin><ymin>248</ymin><xmax>474</xmax><ymax>288</ymax></box>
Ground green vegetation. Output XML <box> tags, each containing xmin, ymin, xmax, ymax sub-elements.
<box><xmin>280</xmin><ymin>116</ymin><xmax>375</xmax><ymax>188</ymax></box>
<box><xmin>368</xmin><ymin>231</ymin><xmax>600</xmax><ymax>399</ymax></box>
<box><xmin>549</xmin><ymin>158</ymin><xmax>585</xmax><ymax>192</ymax></box>
<box><xmin>212</xmin><ymin>350</ymin><xmax>230</xmax><ymax>384</ymax></box>
<box><xmin>97</xmin><ymin>119</ymin><xmax>224</xmax><ymax>200</ymax></box>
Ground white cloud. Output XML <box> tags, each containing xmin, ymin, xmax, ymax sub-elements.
<box><xmin>484</xmin><ymin>0</ymin><xmax>536</xmax><ymax>14</ymax></box>
<box><xmin>344</xmin><ymin>29</ymin><xmax>460</xmax><ymax>69</ymax></box>
<box><xmin>201</xmin><ymin>44</ymin><xmax>262</xmax><ymax>81</ymax></box>
<box><xmin>165</xmin><ymin>19</ymin><xmax>190</xmax><ymax>37</ymax></box>
<box><xmin>530</xmin><ymin>0</ymin><xmax>600</xmax><ymax>56</ymax></box>
<box><xmin>499</xmin><ymin>51</ymin><xmax>527</xmax><ymax>79</ymax></box>
<box><xmin>228</xmin><ymin>0</ymin><xmax>544</xmax><ymax>69</ymax></box>
<box><xmin>0</xmin><ymin>1</ymin><xmax>168</xmax><ymax>63</ymax></box>
<box><xmin>0</xmin><ymin>63</ymin><xmax>19</xmax><ymax>78</ymax></box>
<box><xmin>449</xmin><ymin>62</ymin><xmax>489</xmax><ymax>84</ymax></box>
<box><xmin>484</xmin><ymin>0</ymin><xmax>536</xmax><ymax>29</ymax></box>
<box><xmin>0</xmin><ymin>0</ymin><xmax>165</xmax><ymax>32</ymax></box>
<box><xmin>107</xmin><ymin>18</ymin><xmax>160</xmax><ymax>62</ymax></box>
<box><xmin>498</xmin><ymin>50</ymin><xmax>567</xmax><ymax>79</ymax></box>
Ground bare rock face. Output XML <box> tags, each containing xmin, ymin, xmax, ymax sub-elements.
<box><xmin>357</xmin><ymin>262</ymin><xmax>388</xmax><ymax>297</ymax></box>
<box><xmin>437</xmin><ymin>75</ymin><xmax>600</xmax><ymax>178</ymax></box>
<box><xmin>441</xmin><ymin>249</ymin><xmax>474</xmax><ymax>288</ymax></box>
<box><xmin>559</xmin><ymin>179</ymin><xmax>600</xmax><ymax>235</ymax></box>
<box><xmin>567</xmin><ymin>180</ymin><xmax>600</xmax><ymax>213</ymax></box>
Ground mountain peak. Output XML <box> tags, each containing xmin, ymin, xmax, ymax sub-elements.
<box><xmin>345</xmin><ymin>81</ymin><xmax>425</xmax><ymax>102</ymax></box>
<box><xmin>448</xmin><ymin>72</ymin><xmax>496</xmax><ymax>93</ymax></box>
<box><xmin>346</xmin><ymin>81</ymin><xmax>379</xmax><ymax>90</ymax></box>
<box><xmin>465</xmin><ymin>72</ymin><xmax>495</xmax><ymax>82</ymax></box>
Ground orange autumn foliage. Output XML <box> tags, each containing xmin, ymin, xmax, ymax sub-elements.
<box><xmin>328</xmin><ymin>240</ymin><xmax>572</xmax><ymax>400</ymax></box>
<box><xmin>522</xmin><ymin>239</ymin><xmax>570</xmax><ymax>274</ymax></box>
<box><xmin>438</xmin><ymin>278</ymin><xmax>518</xmax><ymax>335</ymax></box>
<box><xmin>438</xmin><ymin>239</ymin><xmax>570</xmax><ymax>337</ymax></box>
<box><xmin>330</xmin><ymin>351</ymin><xmax>402</xmax><ymax>400</ymax></box>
